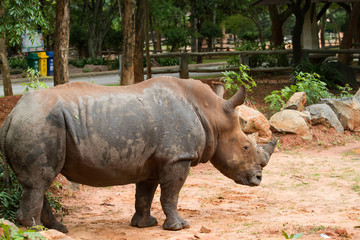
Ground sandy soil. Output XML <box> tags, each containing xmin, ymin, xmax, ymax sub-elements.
<box><xmin>52</xmin><ymin>141</ymin><xmax>360</xmax><ymax>240</ymax></box>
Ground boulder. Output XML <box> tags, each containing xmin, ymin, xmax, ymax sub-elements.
<box><xmin>283</xmin><ymin>91</ymin><xmax>307</xmax><ymax>111</ymax></box>
<box><xmin>39</xmin><ymin>229</ymin><xmax>75</xmax><ymax>240</ymax></box>
<box><xmin>306</xmin><ymin>104</ymin><xmax>344</xmax><ymax>133</ymax></box>
<box><xmin>321</xmin><ymin>97</ymin><xmax>360</xmax><ymax>131</ymax></box>
<box><xmin>269</xmin><ymin>109</ymin><xmax>312</xmax><ymax>140</ymax></box>
<box><xmin>235</xmin><ymin>105</ymin><xmax>272</xmax><ymax>141</ymax></box>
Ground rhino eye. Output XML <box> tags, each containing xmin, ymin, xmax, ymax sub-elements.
<box><xmin>244</xmin><ymin>146</ymin><xmax>249</xmax><ymax>150</ymax></box>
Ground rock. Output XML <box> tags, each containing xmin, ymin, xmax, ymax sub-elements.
<box><xmin>0</xmin><ymin>219</ymin><xmax>17</xmax><ymax>229</ymax></box>
<box><xmin>354</xmin><ymin>88</ymin><xmax>360</xmax><ymax>100</ymax></box>
<box><xmin>321</xmin><ymin>97</ymin><xmax>360</xmax><ymax>131</ymax></box>
<box><xmin>200</xmin><ymin>226</ymin><xmax>212</xmax><ymax>233</ymax></box>
<box><xmin>236</xmin><ymin>105</ymin><xmax>272</xmax><ymax>141</ymax></box>
<box><xmin>306</xmin><ymin>104</ymin><xmax>344</xmax><ymax>133</ymax></box>
<box><xmin>283</xmin><ymin>92</ymin><xmax>307</xmax><ymax>111</ymax></box>
<box><xmin>269</xmin><ymin>109</ymin><xmax>312</xmax><ymax>140</ymax></box>
<box><xmin>39</xmin><ymin>229</ymin><xmax>75</xmax><ymax>240</ymax></box>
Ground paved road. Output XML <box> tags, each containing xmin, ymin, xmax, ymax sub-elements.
<box><xmin>1</xmin><ymin>66</ymin><xmax>225</xmax><ymax>96</ymax></box>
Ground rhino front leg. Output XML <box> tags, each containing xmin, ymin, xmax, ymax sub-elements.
<box><xmin>160</xmin><ymin>160</ymin><xmax>191</xmax><ymax>231</ymax></box>
<box><xmin>41</xmin><ymin>196</ymin><xmax>68</xmax><ymax>233</ymax></box>
<box><xmin>131</xmin><ymin>181</ymin><xmax>158</xmax><ymax>228</ymax></box>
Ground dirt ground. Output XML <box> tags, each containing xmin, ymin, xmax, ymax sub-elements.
<box><xmin>1</xmin><ymin>76</ymin><xmax>360</xmax><ymax>239</ymax></box>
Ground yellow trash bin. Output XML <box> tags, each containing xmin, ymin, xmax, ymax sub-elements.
<box><xmin>37</xmin><ymin>52</ymin><xmax>49</xmax><ymax>76</ymax></box>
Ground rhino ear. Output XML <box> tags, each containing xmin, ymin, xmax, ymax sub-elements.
<box><xmin>224</xmin><ymin>85</ymin><xmax>245</xmax><ymax>111</ymax></box>
<box><xmin>213</xmin><ymin>83</ymin><xmax>225</xmax><ymax>98</ymax></box>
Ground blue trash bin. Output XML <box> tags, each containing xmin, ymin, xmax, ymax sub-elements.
<box><xmin>46</xmin><ymin>51</ymin><xmax>54</xmax><ymax>76</ymax></box>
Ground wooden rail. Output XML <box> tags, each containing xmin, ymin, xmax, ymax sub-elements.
<box><xmin>145</xmin><ymin>49</ymin><xmax>360</xmax><ymax>79</ymax></box>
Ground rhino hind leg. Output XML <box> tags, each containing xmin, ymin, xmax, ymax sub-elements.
<box><xmin>131</xmin><ymin>181</ymin><xmax>158</xmax><ymax>228</ymax></box>
<box><xmin>17</xmin><ymin>187</ymin><xmax>45</xmax><ymax>228</ymax></box>
<box><xmin>160</xmin><ymin>160</ymin><xmax>191</xmax><ymax>231</ymax></box>
<box><xmin>41</xmin><ymin>196</ymin><xmax>68</xmax><ymax>233</ymax></box>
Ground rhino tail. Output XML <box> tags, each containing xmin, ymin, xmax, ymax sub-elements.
<box><xmin>0</xmin><ymin>115</ymin><xmax>12</xmax><ymax>194</ymax></box>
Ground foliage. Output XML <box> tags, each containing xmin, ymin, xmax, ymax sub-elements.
<box><xmin>156</xmin><ymin>57</ymin><xmax>179</xmax><ymax>66</ymax></box>
<box><xmin>21</xmin><ymin>68</ymin><xmax>49</xmax><ymax>93</ymax></box>
<box><xmin>282</xmin><ymin>230</ymin><xmax>303</xmax><ymax>239</ymax></box>
<box><xmin>0</xmin><ymin>221</ymin><xmax>46</xmax><ymax>240</ymax></box>
<box><xmin>295</xmin><ymin>58</ymin><xmax>345</xmax><ymax>89</ymax></box>
<box><xmin>8</xmin><ymin>57</ymin><xmax>28</xmax><ymax>70</ymax></box>
<box><xmin>0</xmin><ymin>0</ymin><xmax>49</xmax><ymax>46</ymax></box>
<box><xmin>265</xmin><ymin>72</ymin><xmax>335</xmax><ymax>112</ymax></box>
<box><xmin>222</xmin><ymin>14</ymin><xmax>257</xmax><ymax>41</ymax></box>
<box><xmin>337</xmin><ymin>84</ymin><xmax>353</xmax><ymax>98</ymax></box>
<box><xmin>69</xmin><ymin>57</ymin><xmax>107</xmax><ymax>68</ymax></box>
<box><xmin>200</xmin><ymin>21</ymin><xmax>223</xmax><ymax>47</ymax></box>
<box><xmin>221</xmin><ymin>64</ymin><xmax>256</xmax><ymax>97</ymax></box>
<box><xmin>227</xmin><ymin>41</ymin><xmax>290</xmax><ymax>68</ymax></box>
<box><xmin>164</xmin><ymin>27</ymin><xmax>189</xmax><ymax>52</ymax></box>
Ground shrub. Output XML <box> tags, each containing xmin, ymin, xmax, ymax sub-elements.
<box><xmin>221</xmin><ymin>64</ymin><xmax>257</xmax><ymax>97</ymax></box>
<box><xmin>157</xmin><ymin>57</ymin><xmax>179</xmax><ymax>66</ymax></box>
<box><xmin>264</xmin><ymin>72</ymin><xmax>335</xmax><ymax>112</ymax></box>
<box><xmin>8</xmin><ymin>57</ymin><xmax>28</xmax><ymax>70</ymax></box>
<box><xmin>295</xmin><ymin>58</ymin><xmax>345</xmax><ymax>89</ymax></box>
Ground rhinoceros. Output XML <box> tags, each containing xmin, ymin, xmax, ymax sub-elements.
<box><xmin>0</xmin><ymin>76</ymin><xmax>277</xmax><ymax>233</ymax></box>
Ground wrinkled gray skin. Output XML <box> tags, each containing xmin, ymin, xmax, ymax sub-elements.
<box><xmin>0</xmin><ymin>76</ymin><xmax>277</xmax><ymax>233</ymax></box>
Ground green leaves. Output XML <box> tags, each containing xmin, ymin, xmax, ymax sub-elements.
<box><xmin>265</xmin><ymin>71</ymin><xmax>337</xmax><ymax>112</ymax></box>
<box><xmin>21</xmin><ymin>68</ymin><xmax>49</xmax><ymax>93</ymax></box>
<box><xmin>0</xmin><ymin>221</ymin><xmax>47</xmax><ymax>240</ymax></box>
<box><xmin>221</xmin><ymin>64</ymin><xmax>256</xmax><ymax>97</ymax></box>
<box><xmin>1</xmin><ymin>0</ymin><xmax>49</xmax><ymax>46</ymax></box>
<box><xmin>282</xmin><ymin>230</ymin><xmax>303</xmax><ymax>239</ymax></box>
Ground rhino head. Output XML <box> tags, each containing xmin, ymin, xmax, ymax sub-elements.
<box><xmin>210</xmin><ymin>84</ymin><xmax>277</xmax><ymax>186</ymax></box>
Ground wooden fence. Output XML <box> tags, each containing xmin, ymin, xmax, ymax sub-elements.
<box><xmin>144</xmin><ymin>49</ymin><xmax>360</xmax><ymax>79</ymax></box>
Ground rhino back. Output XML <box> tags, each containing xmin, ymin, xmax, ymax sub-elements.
<box><xmin>6</xmin><ymin>81</ymin><xmax>206</xmax><ymax>186</ymax></box>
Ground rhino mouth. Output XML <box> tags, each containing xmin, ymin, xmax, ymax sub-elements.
<box><xmin>235</xmin><ymin>172</ymin><xmax>262</xmax><ymax>186</ymax></box>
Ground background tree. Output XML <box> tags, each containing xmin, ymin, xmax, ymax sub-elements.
<box><xmin>121</xmin><ymin>0</ymin><xmax>136</xmax><ymax>85</ymax></box>
<box><xmin>0</xmin><ymin>0</ymin><xmax>48</xmax><ymax>96</ymax></box>
<box><xmin>54</xmin><ymin>0</ymin><xmax>70</xmax><ymax>86</ymax></box>
<box><xmin>268</xmin><ymin>4</ymin><xmax>293</xmax><ymax>48</ymax></box>
<box><xmin>290</xmin><ymin>0</ymin><xmax>311</xmax><ymax>66</ymax></box>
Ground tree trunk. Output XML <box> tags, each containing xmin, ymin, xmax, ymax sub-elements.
<box><xmin>190</xmin><ymin>2</ymin><xmax>197</xmax><ymax>53</ymax></box>
<box><xmin>0</xmin><ymin>0</ymin><xmax>12</xmax><ymax>96</ymax></box>
<box><xmin>149</xmin><ymin>14</ymin><xmax>156</xmax><ymax>54</ymax></box>
<box><xmin>269</xmin><ymin>6</ymin><xmax>284</xmax><ymax>48</ymax></box>
<box><xmin>155</xmin><ymin>29</ymin><xmax>162</xmax><ymax>53</ymax></box>
<box><xmin>145</xmin><ymin>0</ymin><xmax>151</xmax><ymax>79</ymax></box>
<box><xmin>134</xmin><ymin>0</ymin><xmax>145</xmax><ymax>83</ymax></box>
<box><xmin>121</xmin><ymin>0</ymin><xmax>136</xmax><ymax>85</ymax></box>
<box><xmin>54</xmin><ymin>0</ymin><xmax>70</xmax><ymax>86</ymax></box>
<box><xmin>291</xmin><ymin>0</ymin><xmax>311</xmax><ymax>66</ymax></box>
<box><xmin>320</xmin><ymin>14</ymin><xmax>326</xmax><ymax>48</ymax></box>
<box><xmin>338</xmin><ymin>2</ymin><xmax>360</xmax><ymax>64</ymax></box>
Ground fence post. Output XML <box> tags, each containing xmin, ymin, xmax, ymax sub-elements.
<box><xmin>179</xmin><ymin>53</ymin><xmax>189</xmax><ymax>79</ymax></box>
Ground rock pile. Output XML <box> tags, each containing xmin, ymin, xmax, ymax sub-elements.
<box><xmin>236</xmin><ymin>88</ymin><xmax>360</xmax><ymax>141</ymax></box>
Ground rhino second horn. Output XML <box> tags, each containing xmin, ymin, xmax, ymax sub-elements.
<box><xmin>224</xmin><ymin>85</ymin><xmax>245</xmax><ymax>112</ymax></box>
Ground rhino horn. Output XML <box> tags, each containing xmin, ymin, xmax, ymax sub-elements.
<box><xmin>224</xmin><ymin>85</ymin><xmax>245</xmax><ymax>111</ymax></box>
<box><xmin>259</xmin><ymin>138</ymin><xmax>278</xmax><ymax>166</ymax></box>
<box><xmin>213</xmin><ymin>83</ymin><xmax>225</xmax><ymax>98</ymax></box>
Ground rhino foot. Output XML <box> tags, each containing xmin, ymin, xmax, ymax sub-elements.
<box><xmin>163</xmin><ymin>218</ymin><xmax>190</xmax><ymax>231</ymax></box>
<box><xmin>131</xmin><ymin>213</ymin><xmax>158</xmax><ymax>228</ymax></box>
<box><xmin>49</xmin><ymin>222</ymin><xmax>69</xmax><ymax>233</ymax></box>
